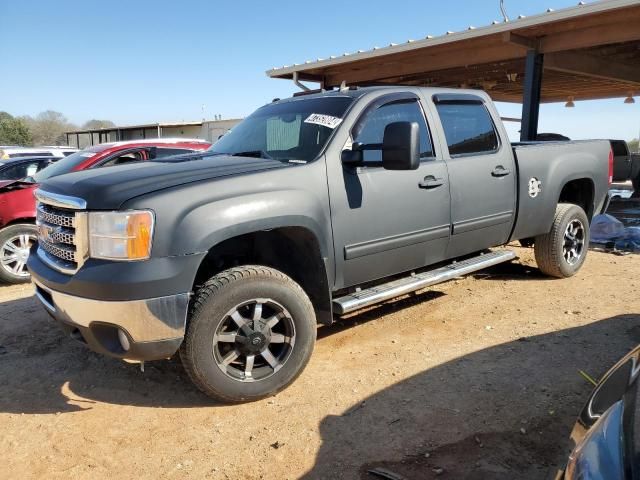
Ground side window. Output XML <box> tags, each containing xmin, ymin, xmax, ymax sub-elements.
<box><xmin>100</xmin><ymin>150</ymin><xmax>146</xmax><ymax>167</ymax></box>
<box><xmin>354</xmin><ymin>99</ymin><xmax>433</xmax><ymax>162</ymax></box>
<box><xmin>435</xmin><ymin>102</ymin><xmax>499</xmax><ymax>156</ymax></box>
<box><xmin>0</xmin><ymin>162</ymin><xmax>40</xmax><ymax>180</ymax></box>
<box><xmin>154</xmin><ymin>147</ymin><xmax>196</xmax><ymax>158</ymax></box>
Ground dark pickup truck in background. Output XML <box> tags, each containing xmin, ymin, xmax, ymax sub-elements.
<box><xmin>611</xmin><ymin>139</ymin><xmax>640</xmax><ymax>193</ymax></box>
<box><xmin>28</xmin><ymin>86</ymin><xmax>611</xmax><ymax>402</ymax></box>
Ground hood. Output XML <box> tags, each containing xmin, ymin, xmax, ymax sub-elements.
<box><xmin>39</xmin><ymin>153</ymin><xmax>291</xmax><ymax>209</ymax></box>
<box><xmin>0</xmin><ymin>179</ymin><xmax>37</xmax><ymax>194</ymax></box>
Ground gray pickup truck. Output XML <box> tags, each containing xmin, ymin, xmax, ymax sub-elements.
<box><xmin>28</xmin><ymin>86</ymin><xmax>611</xmax><ymax>402</ymax></box>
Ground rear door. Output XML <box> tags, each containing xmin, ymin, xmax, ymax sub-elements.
<box><xmin>431</xmin><ymin>94</ymin><xmax>516</xmax><ymax>259</ymax></box>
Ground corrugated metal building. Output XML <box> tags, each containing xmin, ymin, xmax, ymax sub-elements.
<box><xmin>65</xmin><ymin>118</ymin><xmax>241</xmax><ymax>148</ymax></box>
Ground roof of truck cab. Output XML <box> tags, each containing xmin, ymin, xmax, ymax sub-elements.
<box><xmin>276</xmin><ymin>85</ymin><xmax>492</xmax><ymax>103</ymax></box>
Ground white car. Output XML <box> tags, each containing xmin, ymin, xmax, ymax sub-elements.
<box><xmin>0</xmin><ymin>146</ymin><xmax>78</xmax><ymax>160</ymax></box>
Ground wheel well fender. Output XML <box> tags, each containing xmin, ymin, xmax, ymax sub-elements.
<box><xmin>194</xmin><ymin>227</ymin><xmax>333</xmax><ymax>325</ymax></box>
<box><xmin>558</xmin><ymin>178</ymin><xmax>595</xmax><ymax>219</ymax></box>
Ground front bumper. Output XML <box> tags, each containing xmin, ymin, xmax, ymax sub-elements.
<box><xmin>33</xmin><ymin>280</ymin><xmax>189</xmax><ymax>360</ymax></box>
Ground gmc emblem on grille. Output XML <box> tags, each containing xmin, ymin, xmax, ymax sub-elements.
<box><xmin>38</xmin><ymin>224</ymin><xmax>60</xmax><ymax>243</ymax></box>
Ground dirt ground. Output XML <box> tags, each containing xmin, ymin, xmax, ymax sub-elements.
<box><xmin>1</xmin><ymin>245</ymin><xmax>639</xmax><ymax>480</ymax></box>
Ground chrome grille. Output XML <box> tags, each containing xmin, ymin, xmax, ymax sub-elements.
<box><xmin>37</xmin><ymin>204</ymin><xmax>76</xmax><ymax>228</ymax></box>
<box><xmin>39</xmin><ymin>239</ymin><xmax>76</xmax><ymax>262</ymax></box>
<box><xmin>35</xmin><ymin>191</ymin><xmax>88</xmax><ymax>274</ymax></box>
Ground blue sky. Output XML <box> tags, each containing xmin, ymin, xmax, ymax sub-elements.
<box><xmin>1</xmin><ymin>0</ymin><xmax>638</xmax><ymax>142</ymax></box>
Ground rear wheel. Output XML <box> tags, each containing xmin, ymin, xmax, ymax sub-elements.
<box><xmin>180</xmin><ymin>265</ymin><xmax>316</xmax><ymax>403</ymax></box>
<box><xmin>534</xmin><ymin>203</ymin><xmax>589</xmax><ymax>278</ymax></box>
<box><xmin>0</xmin><ymin>224</ymin><xmax>37</xmax><ymax>284</ymax></box>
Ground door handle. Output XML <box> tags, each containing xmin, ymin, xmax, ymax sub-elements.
<box><xmin>418</xmin><ymin>176</ymin><xmax>444</xmax><ymax>189</ymax></box>
<box><xmin>491</xmin><ymin>165</ymin><xmax>511</xmax><ymax>177</ymax></box>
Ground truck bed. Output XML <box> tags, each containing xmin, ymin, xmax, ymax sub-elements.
<box><xmin>509</xmin><ymin>140</ymin><xmax>611</xmax><ymax>241</ymax></box>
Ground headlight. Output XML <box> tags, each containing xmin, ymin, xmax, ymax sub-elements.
<box><xmin>89</xmin><ymin>210</ymin><xmax>154</xmax><ymax>260</ymax></box>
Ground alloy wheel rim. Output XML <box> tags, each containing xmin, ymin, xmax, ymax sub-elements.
<box><xmin>1</xmin><ymin>233</ymin><xmax>35</xmax><ymax>277</ymax></box>
<box><xmin>212</xmin><ymin>299</ymin><xmax>296</xmax><ymax>382</ymax></box>
<box><xmin>562</xmin><ymin>219</ymin><xmax>585</xmax><ymax>266</ymax></box>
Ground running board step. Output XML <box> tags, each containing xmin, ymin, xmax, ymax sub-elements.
<box><xmin>333</xmin><ymin>250</ymin><xmax>517</xmax><ymax>315</ymax></box>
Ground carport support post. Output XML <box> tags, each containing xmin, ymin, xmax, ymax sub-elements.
<box><xmin>520</xmin><ymin>50</ymin><xmax>544</xmax><ymax>142</ymax></box>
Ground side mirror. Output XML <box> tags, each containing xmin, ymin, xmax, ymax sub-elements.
<box><xmin>341</xmin><ymin>142</ymin><xmax>363</xmax><ymax>165</ymax></box>
<box><xmin>382</xmin><ymin>121</ymin><xmax>420</xmax><ymax>170</ymax></box>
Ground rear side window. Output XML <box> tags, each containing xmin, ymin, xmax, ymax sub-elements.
<box><xmin>0</xmin><ymin>161</ymin><xmax>46</xmax><ymax>181</ymax></box>
<box><xmin>435</xmin><ymin>103</ymin><xmax>499</xmax><ymax>156</ymax></box>
<box><xmin>354</xmin><ymin>99</ymin><xmax>433</xmax><ymax>162</ymax></box>
<box><xmin>154</xmin><ymin>147</ymin><xmax>197</xmax><ymax>157</ymax></box>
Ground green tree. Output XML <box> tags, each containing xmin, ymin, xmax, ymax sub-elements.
<box><xmin>629</xmin><ymin>138</ymin><xmax>639</xmax><ymax>153</ymax></box>
<box><xmin>82</xmin><ymin>119</ymin><xmax>116</xmax><ymax>130</ymax></box>
<box><xmin>0</xmin><ymin>111</ymin><xmax>33</xmax><ymax>146</ymax></box>
<box><xmin>22</xmin><ymin>111</ymin><xmax>77</xmax><ymax>146</ymax></box>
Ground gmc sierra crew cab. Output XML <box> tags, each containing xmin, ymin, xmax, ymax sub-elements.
<box><xmin>28</xmin><ymin>87</ymin><xmax>611</xmax><ymax>402</ymax></box>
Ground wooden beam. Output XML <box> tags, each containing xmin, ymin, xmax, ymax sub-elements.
<box><xmin>539</xmin><ymin>18</ymin><xmax>640</xmax><ymax>53</ymax></box>
<box><xmin>323</xmin><ymin>41</ymin><xmax>525</xmax><ymax>87</ymax></box>
<box><xmin>544</xmin><ymin>51</ymin><xmax>640</xmax><ymax>85</ymax></box>
<box><xmin>502</xmin><ymin>32</ymin><xmax>538</xmax><ymax>51</ymax></box>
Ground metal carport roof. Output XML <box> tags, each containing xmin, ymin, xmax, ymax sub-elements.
<box><xmin>267</xmin><ymin>0</ymin><xmax>640</xmax><ymax>105</ymax></box>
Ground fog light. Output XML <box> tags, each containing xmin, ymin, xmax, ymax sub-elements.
<box><xmin>117</xmin><ymin>329</ymin><xmax>131</xmax><ymax>352</ymax></box>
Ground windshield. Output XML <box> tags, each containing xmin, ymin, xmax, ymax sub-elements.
<box><xmin>209</xmin><ymin>96</ymin><xmax>354</xmax><ymax>162</ymax></box>
<box><xmin>32</xmin><ymin>150</ymin><xmax>97</xmax><ymax>183</ymax></box>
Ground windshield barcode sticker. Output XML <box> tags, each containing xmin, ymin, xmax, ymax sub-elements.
<box><xmin>304</xmin><ymin>113</ymin><xmax>343</xmax><ymax>129</ymax></box>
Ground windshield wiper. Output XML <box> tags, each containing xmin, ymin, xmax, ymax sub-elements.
<box><xmin>230</xmin><ymin>150</ymin><xmax>273</xmax><ymax>160</ymax></box>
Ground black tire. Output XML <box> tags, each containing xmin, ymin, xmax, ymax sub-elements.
<box><xmin>180</xmin><ymin>265</ymin><xmax>316</xmax><ymax>403</ymax></box>
<box><xmin>534</xmin><ymin>203</ymin><xmax>590</xmax><ymax>278</ymax></box>
<box><xmin>0</xmin><ymin>224</ymin><xmax>37</xmax><ymax>284</ymax></box>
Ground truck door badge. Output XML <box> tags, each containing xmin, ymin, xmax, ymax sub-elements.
<box><xmin>528</xmin><ymin>177</ymin><xmax>542</xmax><ymax>198</ymax></box>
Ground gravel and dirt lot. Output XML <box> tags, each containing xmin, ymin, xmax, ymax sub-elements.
<box><xmin>1</xmin><ymin>245</ymin><xmax>639</xmax><ymax>479</ymax></box>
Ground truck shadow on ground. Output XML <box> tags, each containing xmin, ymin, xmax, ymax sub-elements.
<box><xmin>1</xmin><ymin>288</ymin><xmax>639</xmax><ymax>479</ymax></box>
<box><xmin>0</xmin><ymin>288</ymin><xmax>449</xmax><ymax>413</ymax></box>
<box><xmin>302</xmin><ymin>313</ymin><xmax>640</xmax><ymax>479</ymax></box>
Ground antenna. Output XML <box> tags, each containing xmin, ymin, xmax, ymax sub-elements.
<box><xmin>500</xmin><ymin>0</ymin><xmax>509</xmax><ymax>22</ymax></box>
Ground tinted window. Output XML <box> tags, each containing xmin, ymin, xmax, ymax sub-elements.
<box><xmin>436</xmin><ymin>103</ymin><xmax>499</xmax><ymax>156</ymax></box>
<box><xmin>354</xmin><ymin>99</ymin><xmax>433</xmax><ymax>162</ymax></box>
<box><xmin>209</xmin><ymin>96</ymin><xmax>354</xmax><ymax>162</ymax></box>
<box><xmin>0</xmin><ymin>161</ymin><xmax>47</xmax><ymax>181</ymax></box>
<box><xmin>100</xmin><ymin>150</ymin><xmax>145</xmax><ymax>167</ymax></box>
<box><xmin>154</xmin><ymin>147</ymin><xmax>197</xmax><ymax>158</ymax></box>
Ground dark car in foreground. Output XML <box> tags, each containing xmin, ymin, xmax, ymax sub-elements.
<box><xmin>563</xmin><ymin>345</ymin><xmax>640</xmax><ymax>479</ymax></box>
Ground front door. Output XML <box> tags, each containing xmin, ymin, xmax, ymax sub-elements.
<box><xmin>432</xmin><ymin>95</ymin><xmax>516</xmax><ymax>259</ymax></box>
<box><xmin>329</xmin><ymin>94</ymin><xmax>451</xmax><ymax>288</ymax></box>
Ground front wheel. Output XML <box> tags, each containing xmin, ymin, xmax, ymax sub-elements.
<box><xmin>180</xmin><ymin>265</ymin><xmax>316</xmax><ymax>403</ymax></box>
<box><xmin>0</xmin><ymin>224</ymin><xmax>37</xmax><ymax>284</ymax></box>
<box><xmin>534</xmin><ymin>203</ymin><xmax>590</xmax><ymax>278</ymax></box>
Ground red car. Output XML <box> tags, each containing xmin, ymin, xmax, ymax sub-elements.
<box><xmin>0</xmin><ymin>139</ymin><xmax>211</xmax><ymax>284</ymax></box>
